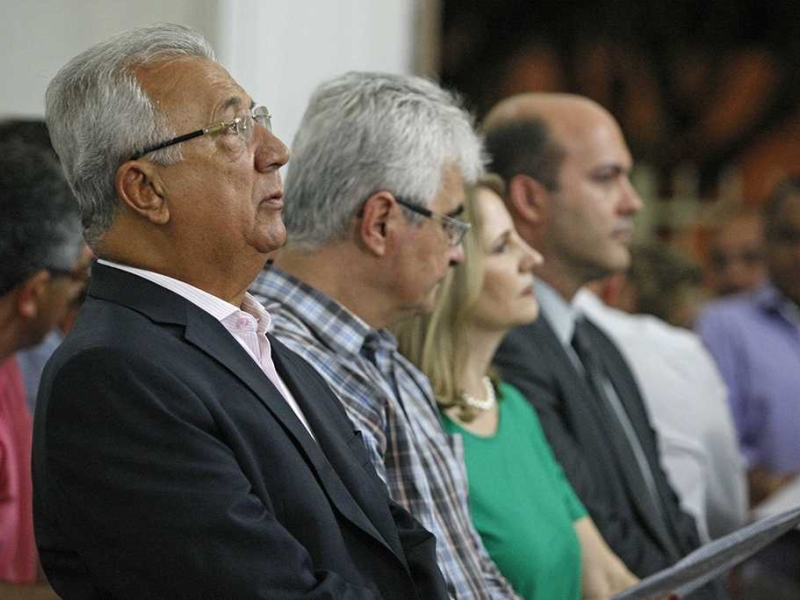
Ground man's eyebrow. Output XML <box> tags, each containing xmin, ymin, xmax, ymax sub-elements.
<box><xmin>592</xmin><ymin>162</ymin><xmax>630</xmax><ymax>175</ymax></box>
<box><xmin>446</xmin><ymin>204</ymin><xmax>465</xmax><ymax>218</ymax></box>
<box><xmin>216</xmin><ymin>96</ymin><xmax>246</xmax><ymax>115</ymax></box>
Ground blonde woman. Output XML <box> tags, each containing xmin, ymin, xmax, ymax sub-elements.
<box><xmin>395</xmin><ymin>176</ymin><xmax>638</xmax><ymax>599</ymax></box>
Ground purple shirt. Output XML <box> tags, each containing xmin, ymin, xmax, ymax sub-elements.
<box><xmin>696</xmin><ymin>283</ymin><xmax>800</xmax><ymax>473</ymax></box>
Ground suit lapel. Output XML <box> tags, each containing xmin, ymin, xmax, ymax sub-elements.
<box><xmin>537</xmin><ymin>318</ymin><xmax>613</xmax><ymax>430</ymax></box>
<box><xmin>182</xmin><ymin>309</ymin><xmax>320</xmax><ymax>452</ymax></box>
<box><xmin>587</xmin><ymin>324</ymin><xmax>682</xmax><ymax>558</ymax></box>
<box><xmin>89</xmin><ymin>265</ymin><xmax>396</xmax><ymax>557</ymax></box>
<box><xmin>183</xmin><ymin>305</ymin><xmax>398</xmax><ymax>557</ymax></box>
<box><xmin>538</xmin><ymin>317</ymin><xmax>679</xmax><ymax>556</ymax></box>
<box><xmin>270</xmin><ymin>340</ymin><xmax>407</xmax><ymax>565</ymax></box>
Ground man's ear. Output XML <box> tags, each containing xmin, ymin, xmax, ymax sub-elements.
<box><xmin>357</xmin><ymin>192</ymin><xmax>396</xmax><ymax>257</ymax></box>
<box><xmin>115</xmin><ymin>161</ymin><xmax>171</xmax><ymax>225</ymax></box>
<box><xmin>16</xmin><ymin>270</ymin><xmax>50</xmax><ymax>320</ymax></box>
<box><xmin>508</xmin><ymin>173</ymin><xmax>549</xmax><ymax>227</ymax></box>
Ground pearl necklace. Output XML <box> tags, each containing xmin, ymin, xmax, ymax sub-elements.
<box><xmin>461</xmin><ymin>376</ymin><xmax>497</xmax><ymax>411</ymax></box>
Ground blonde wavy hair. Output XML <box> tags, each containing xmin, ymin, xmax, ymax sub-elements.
<box><xmin>394</xmin><ymin>174</ymin><xmax>505</xmax><ymax>422</ymax></box>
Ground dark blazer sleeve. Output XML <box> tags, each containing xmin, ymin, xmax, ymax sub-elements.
<box><xmin>270</xmin><ymin>341</ymin><xmax>449</xmax><ymax>600</ymax></box>
<box><xmin>39</xmin><ymin>346</ymin><xmax>381</xmax><ymax>600</ymax></box>
<box><xmin>345</xmin><ymin>436</ymin><xmax>448</xmax><ymax>600</ymax></box>
<box><xmin>388</xmin><ymin>500</ymin><xmax>450</xmax><ymax>599</ymax></box>
<box><xmin>495</xmin><ymin>323</ymin><xmax>686</xmax><ymax>577</ymax></box>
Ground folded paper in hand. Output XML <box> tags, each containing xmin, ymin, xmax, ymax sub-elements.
<box><xmin>612</xmin><ymin>504</ymin><xmax>800</xmax><ymax>600</ymax></box>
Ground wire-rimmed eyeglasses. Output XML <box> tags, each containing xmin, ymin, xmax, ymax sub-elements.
<box><xmin>394</xmin><ymin>196</ymin><xmax>470</xmax><ymax>247</ymax></box>
<box><xmin>130</xmin><ymin>106</ymin><xmax>272</xmax><ymax>160</ymax></box>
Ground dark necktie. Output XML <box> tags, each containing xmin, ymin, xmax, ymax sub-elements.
<box><xmin>571</xmin><ymin>317</ymin><xmax>668</xmax><ymax>527</ymax></box>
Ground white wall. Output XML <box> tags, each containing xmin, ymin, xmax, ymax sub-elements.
<box><xmin>0</xmin><ymin>0</ymin><xmax>221</xmax><ymax>117</ymax></box>
<box><xmin>217</xmin><ymin>0</ymin><xmax>415</xmax><ymax>148</ymax></box>
<box><xmin>0</xmin><ymin>0</ymin><xmax>416</xmax><ymax>146</ymax></box>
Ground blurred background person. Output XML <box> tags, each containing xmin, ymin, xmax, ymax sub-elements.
<box><xmin>396</xmin><ymin>177</ymin><xmax>638</xmax><ymax>599</ymax></box>
<box><xmin>704</xmin><ymin>208</ymin><xmax>767</xmax><ymax>298</ymax></box>
<box><xmin>0</xmin><ymin>138</ymin><xmax>83</xmax><ymax>599</ymax></box>
<box><xmin>0</xmin><ymin>120</ymin><xmax>55</xmax><ymax>153</ymax></box>
<box><xmin>0</xmin><ymin>119</ymin><xmax>92</xmax><ymax>413</ymax></box>
<box><xmin>697</xmin><ymin>177</ymin><xmax>800</xmax><ymax>507</ymax></box>
<box><xmin>621</xmin><ymin>242</ymin><xmax>706</xmax><ymax>329</ymax></box>
<box><xmin>14</xmin><ymin>247</ymin><xmax>91</xmax><ymax>413</ymax></box>
<box><xmin>576</xmin><ymin>241</ymin><xmax>747</xmax><ymax>543</ymax></box>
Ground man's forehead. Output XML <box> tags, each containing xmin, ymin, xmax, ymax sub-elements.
<box><xmin>430</xmin><ymin>167</ymin><xmax>466</xmax><ymax>213</ymax></box>
<box><xmin>555</xmin><ymin>115</ymin><xmax>632</xmax><ymax>170</ymax></box>
<box><xmin>138</xmin><ymin>57</ymin><xmax>251</xmax><ymax>123</ymax></box>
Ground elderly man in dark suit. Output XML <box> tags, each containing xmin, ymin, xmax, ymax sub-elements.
<box><xmin>32</xmin><ymin>23</ymin><xmax>447</xmax><ymax>600</ymax></box>
<box><xmin>484</xmin><ymin>94</ymin><xmax>718</xmax><ymax>597</ymax></box>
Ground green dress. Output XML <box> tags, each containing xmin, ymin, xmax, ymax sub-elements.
<box><xmin>441</xmin><ymin>381</ymin><xmax>587</xmax><ymax>600</ymax></box>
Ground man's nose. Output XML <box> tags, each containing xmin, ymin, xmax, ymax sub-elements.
<box><xmin>448</xmin><ymin>242</ymin><xmax>465</xmax><ymax>266</ymax></box>
<box><xmin>620</xmin><ymin>178</ymin><xmax>643</xmax><ymax>214</ymax></box>
<box><xmin>255</xmin><ymin>128</ymin><xmax>290</xmax><ymax>172</ymax></box>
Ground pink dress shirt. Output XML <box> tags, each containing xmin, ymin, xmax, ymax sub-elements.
<box><xmin>97</xmin><ymin>260</ymin><xmax>314</xmax><ymax>438</ymax></box>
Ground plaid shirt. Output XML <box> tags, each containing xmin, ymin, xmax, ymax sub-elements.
<box><xmin>251</xmin><ymin>266</ymin><xmax>519</xmax><ymax>600</ymax></box>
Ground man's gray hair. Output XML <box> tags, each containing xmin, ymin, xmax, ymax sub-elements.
<box><xmin>283</xmin><ymin>71</ymin><xmax>485</xmax><ymax>251</ymax></box>
<box><xmin>45</xmin><ymin>23</ymin><xmax>215</xmax><ymax>245</ymax></box>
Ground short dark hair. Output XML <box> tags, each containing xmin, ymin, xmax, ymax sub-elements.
<box><xmin>763</xmin><ymin>175</ymin><xmax>800</xmax><ymax>240</ymax></box>
<box><xmin>0</xmin><ymin>139</ymin><xmax>83</xmax><ymax>296</ymax></box>
<box><xmin>0</xmin><ymin>119</ymin><xmax>56</xmax><ymax>156</ymax></box>
<box><xmin>483</xmin><ymin>118</ymin><xmax>564</xmax><ymax>191</ymax></box>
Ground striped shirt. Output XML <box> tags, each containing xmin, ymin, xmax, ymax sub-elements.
<box><xmin>250</xmin><ymin>266</ymin><xmax>519</xmax><ymax>600</ymax></box>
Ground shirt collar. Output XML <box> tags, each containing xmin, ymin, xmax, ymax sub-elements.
<box><xmin>97</xmin><ymin>258</ymin><xmax>271</xmax><ymax>330</ymax></box>
<box><xmin>536</xmin><ymin>278</ymin><xmax>581</xmax><ymax>346</ymax></box>
<box><xmin>250</xmin><ymin>265</ymin><xmax>375</xmax><ymax>355</ymax></box>
<box><xmin>573</xmin><ymin>287</ymin><xmax>605</xmax><ymax>313</ymax></box>
<box><xmin>756</xmin><ymin>282</ymin><xmax>800</xmax><ymax>327</ymax></box>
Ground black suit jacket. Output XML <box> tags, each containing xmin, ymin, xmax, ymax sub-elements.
<box><xmin>32</xmin><ymin>264</ymin><xmax>448</xmax><ymax>600</ymax></box>
<box><xmin>495</xmin><ymin>315</ymin><xmax>703</xmax><ymax>579</ymax></box>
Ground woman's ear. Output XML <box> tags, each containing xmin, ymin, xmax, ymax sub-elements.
<box><xmin>115</xmin><ymin>161</ymin><xmax>171</xmax><ymax>225</ymax></box>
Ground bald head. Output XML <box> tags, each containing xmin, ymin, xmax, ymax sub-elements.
<box><xmin>483</xmin><ymin>93</ymin><xmax>641</xmax><ymax>299</ymax></box>
<box><xmin>483</xmin><ymin>93</ymin><xmax>624</xmax><ymax>189</ymax></box>
<box><xmin>484</xmin><ymin>93</ymin><xmax>606</xmax><ymax>131</ymax></box>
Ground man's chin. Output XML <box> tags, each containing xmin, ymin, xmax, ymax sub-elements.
<box><xmin>601</xmin><ymin>248</ymin><xmax>632</xmax><ymax>274</ymax></box>
<box><xmin>253</xmin><ymin>223</ymin><xmax>287</xmax><ymax>255</ymax></box>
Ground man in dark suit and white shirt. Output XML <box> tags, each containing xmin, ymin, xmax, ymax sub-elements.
<box><xmin>33</xmin><ymin>23</ymin><xmax>447</xmax><ymax>600</ymax></box>
<box><xmin>485</xmin><ymin>94</ymin><xmax>716</xmax><ymax>596</ymax></box>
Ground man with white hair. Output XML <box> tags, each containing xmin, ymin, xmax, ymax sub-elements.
<box><xmin>251</xmin><ymin>72</ymin><xmax>518</xmax><ymax>599</ymax></box>
<box><xmin>33</xmin><ymin>24</ymin><xmax>447</xmax><ymax>600</ymax></box>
